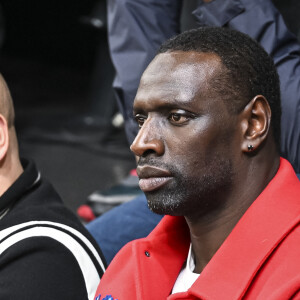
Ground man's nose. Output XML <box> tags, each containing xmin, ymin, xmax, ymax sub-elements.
<box><xmin>130</xmin><ymin>119</ymin><xmax>164</xmax><ymax>157</ymax></box>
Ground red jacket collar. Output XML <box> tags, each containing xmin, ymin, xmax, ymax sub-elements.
<box><xmin>190</xmin><ymin>158</ymin><xmax>300</xmax><ymax>299</ymax></box>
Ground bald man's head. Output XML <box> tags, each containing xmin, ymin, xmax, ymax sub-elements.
<box><xmin>0</xmin><ymin>74</ymin><xmax>23</xmax><ymax>196</ymax></box>
<box><xmin>0</xmin><ymin>74</ymin><xmax>15</xmax><ymax>128</ymax></box>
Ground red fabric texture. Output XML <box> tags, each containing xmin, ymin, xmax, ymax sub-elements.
<box><xmin>95</xmin><ymin>158</ymin><xmax>300</xmax><ymax>300</ymax></box>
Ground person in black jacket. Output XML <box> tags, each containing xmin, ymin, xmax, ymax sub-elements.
<box><xmin>0</xmin><ymin>74</ymin><xmax>106</xmax><ymax>299</ymax></box>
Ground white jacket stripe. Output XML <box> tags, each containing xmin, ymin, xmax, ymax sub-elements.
<box><xmin>0</xmin><ymin>226</ymin><xmax>100</xmax><ymax>300</ymax></box>
<box><xmin>0</xmin><ymin>220</ymin><xmax>105</xmax><ymax>272</ymax></box>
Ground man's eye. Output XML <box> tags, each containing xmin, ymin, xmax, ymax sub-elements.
<box><xmin>168</xmin><ymin>113</ymin><xmax>189</xmax><ymax>124</ymax></box>
<box><xmin>135</xmin><ymin>114</ymin><xmax>146</xmax><ymax>128</ymax></box>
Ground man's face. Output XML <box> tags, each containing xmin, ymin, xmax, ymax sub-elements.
<box><xmin>131</xmin><ymin>51</ymin><xmax>240</xmax><ymax>219</ymax></box>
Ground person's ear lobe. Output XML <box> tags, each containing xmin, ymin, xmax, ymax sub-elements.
<box><xmin>0</xmin><ymin>114</ymin><xmax>9</xmax><ymax>161</ymax></box>
<box><xmin>240</xmin><ymin>95</ymin><xmax>271</xmax><ymax>153</ymax></box>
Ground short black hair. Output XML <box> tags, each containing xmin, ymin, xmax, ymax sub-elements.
<box><xmin>158</xmin><ymin>27</ymin><xmax>281</xmax><ymax>151</ymax></box>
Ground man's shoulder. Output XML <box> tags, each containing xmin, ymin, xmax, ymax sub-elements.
<box><xmin>268</xmin><ymin>223</ymin><xmax>300</xmax><ymax>268</ymax></box>
<box><xmin>0</xmin><ymin>233</ymin><xmax>100</xmax><ymax>299</ymax></box>
<box><xmin>3</xmin><ymin>178</ymin><xmax>86</xmax><ymax>232</ymax></box>
<box><xmin>0</xmin><ymin>177</ymin><xmax>106</xmax><ymax>267</ymax></box>
<box><xmin>0</xmin><ymin>179</ymin><xmax>106</xmax><ymax>299</ymax></box>
<box><xmin>244</xmin><ymin>224</ymin><xmax>300</xmax><ymax>299</ymax></box>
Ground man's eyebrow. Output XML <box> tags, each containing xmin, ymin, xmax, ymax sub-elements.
<box><xmin>133</xmin><ymin>102</ymin><xmax>181</xmax><ymax>114</ymax></box>
<box><xmin>132</xmin><ymin>107</ymin><xmax>145</xmax><ymax>115</ymax></box>
<box><xmin>133</xmin><ymin>98</ymin><xmax>199</xmax><ymax>114</ymax></box>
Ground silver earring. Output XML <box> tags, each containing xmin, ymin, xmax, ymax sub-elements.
<box><xmin>248</xmin><ymin>145</ymin><xmax>254</xmax><ymax>151</ymax></box>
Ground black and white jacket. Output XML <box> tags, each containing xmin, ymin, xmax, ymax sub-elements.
<box><xmin>0</xmin><ymin>159</ymin><xmax>106</xmax><ymax>299</ymax></box>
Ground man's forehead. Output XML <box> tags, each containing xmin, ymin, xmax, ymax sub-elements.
<box><xmin>143</xmin><ymin>51</ymin><xmax>221</xmax><ymax>80</ymax></box>
<box><xmin>135</xmin><ymin>51</ymin><xmax>222</xmax><ymax>107</ymax></box>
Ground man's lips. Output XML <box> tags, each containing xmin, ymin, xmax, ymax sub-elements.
<box><xmin>137</xmin><ymin>166</ymin><xmax>172</xmax><ymax>192</ymax></box>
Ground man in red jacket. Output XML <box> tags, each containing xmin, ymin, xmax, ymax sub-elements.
<box><xmin>95</xmin><ymin>27</ymin><xmax>300</xmax><ymax>299</ymax></box>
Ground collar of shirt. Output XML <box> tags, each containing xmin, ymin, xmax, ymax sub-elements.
<box><xmin>172</xmin><ymin>243</ymin><xmax>200</xmax><ymax>294</ymax></box>
<box><xmin>0</xmin><ymin>158</ymin><xmax>41</xmax><ymax>214</ymax></box>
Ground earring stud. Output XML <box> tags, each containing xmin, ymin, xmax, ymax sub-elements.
<box><xmin>248</xmin><ymin>145</ymin><xmax>254</xmax><ymax>151</ymax></box>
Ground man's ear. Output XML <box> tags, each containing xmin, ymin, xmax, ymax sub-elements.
<box><xmin>240</xmin><ymin>95</ymin><xmax>271</xmax><ymax>153</ymax></box>
<box><xmin>0</xmin><ymin>114</ymin><xmax>9</xmax><ymax>161</ymax></box>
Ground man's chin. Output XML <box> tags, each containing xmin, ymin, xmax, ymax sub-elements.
<box><xmin>148</xmin><ymin>205</ymin><xmax>166</xmax><ymax>215</ymax></box>
<box><xmin>146</xmin><ymin>197</ymin><xmax>182</xmax><ymax>216</ymax></box>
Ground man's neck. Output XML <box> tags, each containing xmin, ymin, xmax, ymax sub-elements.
<box><xmin>0</xmin><ymin>154</ymin><xmax>23</xmax><ymax>197</ymax></box>
<box><xmin>185</xmin><ymin>156</ymin><xmax>280</xmax><ymax>273</ymax></box>
<box><xmin>186</xmin><ymin>205</ymin><xmax>245</xmax><ymax>273</ymax></box>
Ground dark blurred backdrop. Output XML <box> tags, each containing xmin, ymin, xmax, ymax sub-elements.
<box><xmin>0</xmin><ymin>0</ymin><xmax>298</xmax><ymax>212</ymax></box>
<box><xmin>0</xmin><ymin>0</ymin><xmax>135</xmax><ymax>212</ymax></box>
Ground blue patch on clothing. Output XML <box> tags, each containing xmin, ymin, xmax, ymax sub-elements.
<box><xmin>95</xmin><ymin>295</ymin><xmax>119</xmax><ymax>300</ymax></box>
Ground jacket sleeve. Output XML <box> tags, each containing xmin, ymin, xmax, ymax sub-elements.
<box><xmin>193</xmin><ymin>0</ymin><xmax>300</xmax><ymax>172</ymax></box>
<box><xmin>0</xmin><ymin>237</ymin><xmax>90</xmax><ymax>300</ymax></box>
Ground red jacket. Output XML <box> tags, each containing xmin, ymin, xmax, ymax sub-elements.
<box><xmin>95</xmin><ymin>158</ymin><xmax>300</xmax><ymax>299</ymax></box>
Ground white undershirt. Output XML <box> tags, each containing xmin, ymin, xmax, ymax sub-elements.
<box><xmin>172</xmin><ymin>244</ymin><xmax>200</xmax><ymax>294</ymax></box>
